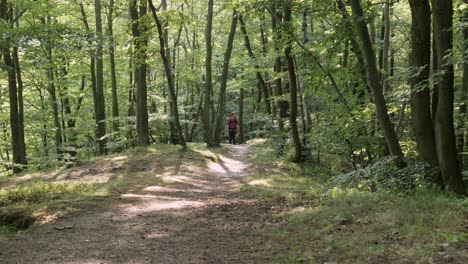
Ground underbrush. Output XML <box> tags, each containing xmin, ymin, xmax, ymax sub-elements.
<box><xmin>244</xmin><ymin>139</ymin><xmax>468</xmax><ymax>263</ymax></box>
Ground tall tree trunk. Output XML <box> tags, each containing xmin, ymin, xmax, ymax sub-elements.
<box><xmin>45</xmin><ymin>46</ymin><xmax>62</xmax><ymax>158</ymax></box>
<box><xmin>203</xmin><ymin>0</ymin><xmax>214</xmax><ymax>146</ymax></box>
<box><xmin>1</xmin><ymin>0</ymin><xmax>27</xmax><ymax>172</ymax></box>
<box><xmin>349</xmin><ymin>0</ymin><xmax>405</xmax><ymax>168</ymax></box>
<box><xmin>239</xmin><ymin>87</ymin><xmax>244</xmax><ymax>143</ymax></box>
<box><xmin>94</xmin><ymin>0</ymin><xmax>107</xmax><ymax>154</ymax></box>
<box><xmin>284</xmin><ymin>0</ymin><xmax>303</xmax><ymax>163</ymax></box>
<box><xmin>458</xmin><ymin>0</ymin><xmax>468</xmax><ymax>169</ymax></box>
<box><xmin>408</xmin><ymin>0</ymin><xmax>443</xmax><ymax>186</ymax></box>
<box><xmin>381</xmin><ymin>0</ymin><xmax>391</xmax><ymax>94</ymax></box>
<box><xmin>107</xmin><ymin>0</ymin><xmax>119</xmax><ymax>133</ymax></box>
<box><xmin>79</xmin><ymin>2</ymin><xmax>99</xmax><ymax>146</ymax></box>
<box><xmin>271</xmin><ymin>5</ymin><xmax>288</xmax><ymax>121</ymax></box>
<box><xmin>148</xmin><ymin>0</ymin><xmax>187</xmax><ymax>149</ymax></box>
<box><xmin>431</xmin><ymin>0</ymin><xmax>466</xmax><ymax>195</ymax></box>
<box><xmin>213</xmin><ymin>11</ymin><xmax>238</xmax><ymax>146</ymax></box>
<box><xmin>129</xmin><ymin>0</ymin><xmax>150</xmax><ymax>145</ymax></box>
<box><xmin>239</xmin><ymin>15</ymin><xmax>271</xmax><ymax>114</ymax></box>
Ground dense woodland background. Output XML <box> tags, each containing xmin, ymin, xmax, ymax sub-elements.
<box><xmin>0</xmin><ymin>0</ymin><xmax>467</xmax><ymax>194</ymax></box>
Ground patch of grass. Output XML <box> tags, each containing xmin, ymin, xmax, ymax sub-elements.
<box><xmin>0</xmin><ymin>182</ymin><xmax>96</xmax><ymax>236</ymax></box>
<box><xmin>244</xmin><ymin>140</ymin><xmax>468</xmax><ymax>263</ymax></box>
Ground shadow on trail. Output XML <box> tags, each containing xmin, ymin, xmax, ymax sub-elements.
<box><xmin>0</xmin><ymin>144</ymin><xmax>272</xmax><ymax>264</ymax></box>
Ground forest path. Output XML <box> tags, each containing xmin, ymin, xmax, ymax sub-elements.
<box><xmin>0</xmin><ymin>144</ymin><xmax>273</xmax><ymax>264</ymax></box>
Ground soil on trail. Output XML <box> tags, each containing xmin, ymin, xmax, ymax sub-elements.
<box><xmin>0</xmin><ymin>144</ymin><xmax>273</xmax><ymax>264</ymax></box>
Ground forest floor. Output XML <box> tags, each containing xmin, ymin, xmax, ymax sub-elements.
<box><xmin>0</xmin><ymin>144</ymin><xmax>274</xmax><ymax>263</ymax></box>
<box><xmin>0</xmin><ymin>142</ymin><xmax>467</xmax><ymax>263</ymax></box>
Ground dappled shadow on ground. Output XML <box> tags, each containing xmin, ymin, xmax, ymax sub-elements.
<box><xmin>0</xmin><ymin>144</ymin><xmax>273</xmax><ymax>264</ymax></box>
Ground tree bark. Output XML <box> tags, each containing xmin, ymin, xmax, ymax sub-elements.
<box><xmin>129</xmin><ymin>0</ymin><xmax>150</xmax><ymax>145</ymax></box>
<box><xmin>431</xmin><ymin>0</ymin><xmax>466</xmax><ymax>195</ymax></box>
<box><xmin>148</xmin><ymin>0</ymin><xmax>187</xmax><ymax>149</ymax></box>
<box><xmin>408</xmin><ymin>0</ymin><xmax>443</xmax><ymax>186</ymax></box>
<box><xmin>239</xmin><ymin>15</ymin><xmax>271</xmax><ymax>114</ymax></box>
<box><xmin>213</xmin><ymin>11</ymin><xmax>238</xmax><ymax>146</ymax></box>
<box><xmin>1</xmin><ymin>0</ymin><xmax>27</xmax><ymax>172</ymax></box>
<box><xmin>458</xmin><ymin>0</ymin><xmax>468</xmax><ymax>169</ymax></box>
<box><xmin>94</xmin><ymin>0</ymin><xmax>107</xmax><ymax>154</ymax></box>
<box><xmin>349</xmin><ymin>0</ymin><xmax>405</xmax><ymax>168</ymax></box>
<box><xmin>107</xmin><ymin>0</ymin><xmax>119</xmax><ymax>133</ymax></box>
<box><xmin>284</xmin><ymin>0</ymin><xmax>303</xmax><ymax>163</ymax></box>
<box><xmin>239</xmin><ymin>88</ymin><xmax>245</xmax><ymax>143</ymax></box>
<box><xmin>203</xmin><ymin>0</ymin><xmax>214</xmax><ymax>146</ymax></box>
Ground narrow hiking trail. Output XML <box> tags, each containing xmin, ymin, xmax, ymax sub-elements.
<box><xmin>0</xmin><ymin>144</ymin><xmax>274</xmax><ymax>264</ymax></box>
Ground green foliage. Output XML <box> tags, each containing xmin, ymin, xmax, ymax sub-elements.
<box><xmin>0</xmin><ymin>182</ymin><xmax>94</xmax><ymax>207</ymax></box>
<box><xmin>245</xmin><ymin>140</ymin><xmax>468</xmax><ymax>263</ymax></box>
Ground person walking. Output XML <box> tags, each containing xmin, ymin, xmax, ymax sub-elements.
<box><xmin>227</xmin><ymin>112</ymin><xmax>240</xmax><ymax>144</ymax></box>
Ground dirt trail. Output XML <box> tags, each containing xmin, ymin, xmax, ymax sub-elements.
<box><xmin>0</xmin><ymin>144</ymin><xmax>273</xmax><ymax>264</ymax></box>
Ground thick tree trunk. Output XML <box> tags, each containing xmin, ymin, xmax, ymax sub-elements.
<box><xmin>107</xmin><ymin>0</ymin><xmax>119</xmax><ymax>133</ymax></box>
<box><xmin>148</xmin><ymin>0</ymin><xmax>187</xmax><ymax>149</ymax></box>
<box><xmin>203</xmin><ymin>0</ymin><xmax>214</xmax><ymax>146</ymax></box>
<box><xmin>431</xmin><ymin>0</ymin><xmax>466</xmax><ymax>195</ymax></box>
<box><xmin>130</xmin><ymin>0</ymin><xmax>150</xmax><ymax>145</ymax></box>
<box><xmin>349</xmin><ymin>0</ymin><xmax>405</xmax><ymax>168</ymax></box>
<box><xmin>94</xmin><ymin>0</ymin><xmax>107</xmax><ymax>154</ymax></box>
<box><xmin>239</xmin><ymin>15</ymin><xmax>271</xmax><ymax>114</ymax></box>
<box><xmin>458</xmin><ymin>0</ymin><xmax>468</xmax><ymax>169</ymax></box>
<box><xmin>1</xmin><ymin>0</ymin><xmax>27</xmax><ymax>172</ymax></box>
<box><xmin>284</xmin><ymin>1</ymin><xmax>302</xmax><ymax>163</ymax></box>
<box><xmin>213</xmin><ymin>11</ymin><xmax>238</xmax><ymax>146</ymax></box>
<box><xmin>408</xmin><ymin>0</ymin><xmax>443</xmax><ymax>186</ymax></box>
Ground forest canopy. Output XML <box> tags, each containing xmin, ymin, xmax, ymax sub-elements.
<box><xmin>0</xmin><ymin>0</ymin><xmax>467</xmax><ymax>195</ymax></box>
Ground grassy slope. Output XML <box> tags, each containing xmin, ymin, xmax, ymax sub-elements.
<box><xmin>242</xmin><ymin>139</ymin><xmax>468</xmax><ymax>263</ymax></box>
<box><xmin>0</xmin><ymin>143</ymin><xmax>219</xmax><ymax>237</ymax></box>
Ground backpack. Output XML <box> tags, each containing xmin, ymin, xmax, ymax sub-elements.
<box><xmin>228</xmin><ymin>119</ymin><xmax>238</xmax><ymax>130</ymax></box>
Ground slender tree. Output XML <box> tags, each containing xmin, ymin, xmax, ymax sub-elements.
<box><xmin>203</xmin><ymin>0</ymin><xmax>214</xmax><ymax>146</ymax></box>
<box><xmin>148</xmin><ymin>0</ymin><xmax>187</xmax><ymax>149</ymax></box>
<box><xmin>239</xmin><ymin>15</ymin><xmax>271</xmax><ymax>114</ymax></box>
<box><xmin>213</xmin><ymin>11</ymin><xmax>238</xmax><ymax>146</ymax></box>
<box><xmin>284</xmin><ymin>0</ymin><xmax>302</xmax><ymax>163</ymax></box>
<box><xmin>431</xmin><ymin>0</ymin><xmax>466</xmax><ymax>195</ymax></box>
<box><xmin>349</xmin><ymin>0</ymin><xmax>405</xmax><ymax>168</ymax></box>
<box><xmin>94</xmin><ymin>0</ymin><xmax>107</xmax><ymax>154</ymax></box>
<box><xmin>107</xmin><ymin>0</ymin><xmax>119</xmax><ymax>133</ymax></box>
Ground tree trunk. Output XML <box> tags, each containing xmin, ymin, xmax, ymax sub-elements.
<box><xmin>239</xmin><ymin>87</ymin><xmax>244</xmax><ymax>143</ymax></box>
<box><xmin>458</xmin><ymin>0</ymin><xmax>468</xmax><ymax>169</ymax></box>
<box><xmin>408</xmin><ymin>0</ymin><xmax>443</xmax><ymax>186</ymax></box>
<box><xmin>213</xmin><ymin>11</ymin><xmax>238</xmax><ymax>146</ymax></box>
<box><xmin>1</xmin><ymin>0</ymin><xmax>27</xmax><ymax>172</ymax></box>
<box><xmin>431</xmin><ymin>0</ymin><xmax>466</xmax><ymax>195</ymax></box>
<box><xmin>148</xmin><ymin>0</ymin><xmax>187</xmax><ymax>149</ymax></box>
<box><xmin>94</xmin><ymin>0</ymin><xmax>107</xmax><ymax>154</ymax></box>
<box><xmin>239</xmin><ymin>15</ymin><xmax>271</xmax><ymax>114</ymax></box>
<box><xmin>284</xmin><ymin>0</ymin><xmax>302</xmax><ymax>163</ymax></box>
<box><xmin>129</xmin><ymin>0</ymin><xmax>150</xmax><ymax>145</ymax></box>
<box><xmin>381</xmin><ymin>0</ymin><xmax>391</xmax><ymax>94</ymax></box>
<box><xmin>203</xmin><ymin>0</ymin><xmax>214</xmax><ymax>146</ymax></box>
<box><xmin>349</xmin><ymin>0</ymin><xmax>405</xmax><ymax>168</ymax></box>
<box><xmin>107</xmin><ymin>0</ymin><xmax>119</xmax><ymax>133</ymax></box>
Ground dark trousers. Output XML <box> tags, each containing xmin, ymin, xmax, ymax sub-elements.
<box><xmin>229</xmin><ymin>130</ymin><xmax>237</xmax><ymax>144</ymax></box>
